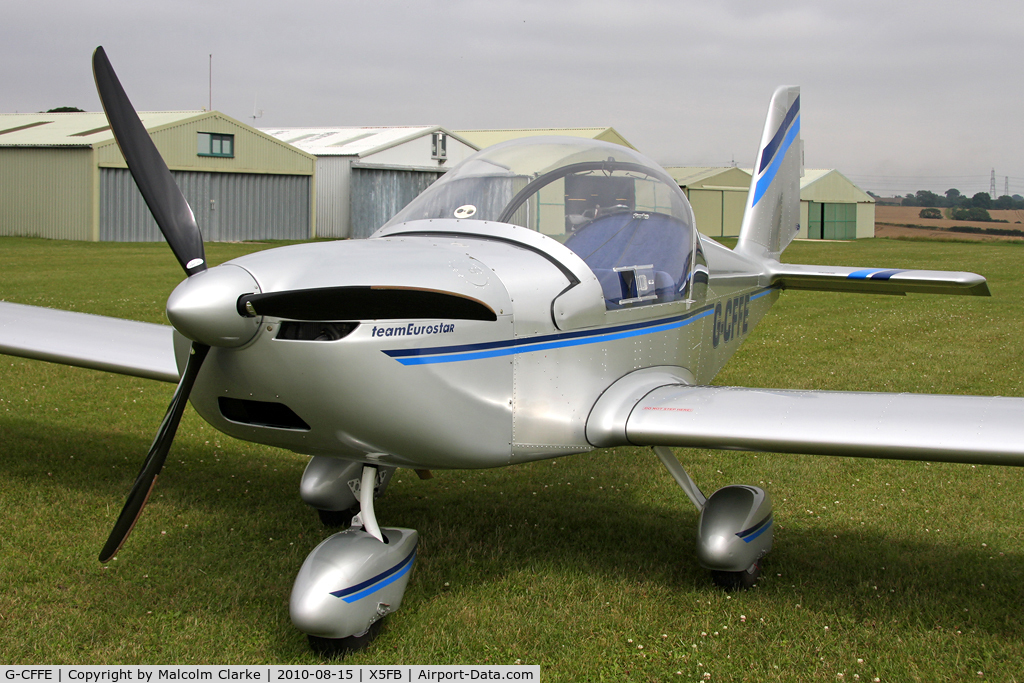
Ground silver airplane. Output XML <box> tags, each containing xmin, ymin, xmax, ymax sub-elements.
<box><xmin>3</xmin><ymin>48</ymin><xmax>1024</xmax><ymax>656</ymax></box>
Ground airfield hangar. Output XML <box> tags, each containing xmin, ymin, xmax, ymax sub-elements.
<box><xmin>0</xmin><ymin>111</ymin><xmax>315</xmax><ymax>242</ymax></box>
<box><xmin>454</xmin><ymin>126</ymin><xmax>637</xmax><ymax>151</ymax></box>
<box><xmin>262</xmin><ymin>127</ymin><xmax>478</xmax><ymax>239</ymax></box>
<box><xmin>667</xmin><ymin>166</ymin><xmax>875</xmax><ymax>240</ymax></box>
<box><xmin>0</xmin><ymin>111</ymin><xmax>874</xmax><ymax>244</ymax></box>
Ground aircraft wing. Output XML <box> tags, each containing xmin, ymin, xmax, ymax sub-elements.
<box><xmin>588</xmin><ymin>377</ymin><xmax>1024</xmax><ymax>467</ymax></box>
<box><xmin>766</xmin><ymin>262</ymin><xmax>991</xmax><ymax>296</ymax></box>
<box><xmin>0</xmin><ymin>301</ymin><xmax>179</xmax><ymax>383</ymax></box>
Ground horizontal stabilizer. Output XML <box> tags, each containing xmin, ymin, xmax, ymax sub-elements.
<box><xmin>0</xmin><ymin>301</ymin><xmax>179</xmax><ymax>382</ymax></box>
<box><xmin>767</xmin><ymin>262</ymin><xmax>990</xmax><ymax>296</ymax></box>
<box><xmin>589</xmin><ymin>380</ymin><xmax>1024</xmax><ymax>467</ymax></box>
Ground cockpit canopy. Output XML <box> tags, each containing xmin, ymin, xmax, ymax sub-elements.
<box><xmin>385</xmin><ymin>137</ymin><xmax>707</xmax><ymax>309</ymax></box>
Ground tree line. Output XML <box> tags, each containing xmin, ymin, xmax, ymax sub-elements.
<box><xmin>888</xmin><ymin>189</ymin><xmax>1024</xmax><ymax>211</ymax></box>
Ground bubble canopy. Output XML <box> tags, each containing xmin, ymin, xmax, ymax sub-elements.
<box><xmin>385</xmin><ymin>137</ymin><xmax>707</xmax><ymax>309</ymax></box>
<box><xmin>387</xmin><ymin>137</ymin><xmax>692</xmax><ymax>229</ymax></box>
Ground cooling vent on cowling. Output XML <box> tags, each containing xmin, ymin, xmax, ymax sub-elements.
<box><xmin>218</xmin><ymin>397</ymin><xmax>311</xmax><ymax>430</ymax></box>
<box><xmin>276</xmin><ymin>321</ymin><xmax>359</xmax><ymax>341</ymax></box>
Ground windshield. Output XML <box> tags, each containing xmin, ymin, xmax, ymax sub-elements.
<box><xmin>385</xmin><ymin>137</ymin><xmax>706</xmax><ymax>309</ymax></box>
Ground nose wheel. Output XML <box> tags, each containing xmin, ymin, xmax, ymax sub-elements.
<box><xmin>291</xmin><ymin>464</ymin><xmax>418</xmax><ymax>657</ymax></box>
<box><xmin>300</xmin><ymin>456</ymin><xmax>395</xmax><ymax>528</ymax></box>
<box><xmin>317</xmin><ymin>506</ymin><xmax>360</xmax><ymax>528</ymax></box>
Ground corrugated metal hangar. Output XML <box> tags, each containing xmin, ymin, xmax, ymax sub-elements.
<box><xmin>666</xmin><ymin>166</ymin><xmax>874</xmax><ymax>240</ymax></box>
<box><xmin>668</xmin><ymin>167</ymin><xmax>752</xmax><ymax>239</ymax></box>
<box><xmin>262</xmin><ymin>126</ymin><xmax>477</xmax><ymax>239</ymax></box>
<box><xmin>0</xmin><ymin>111</ymin><xmax>315</xmax><ymax>242</ymax></box>
<box><xmin>2</xmin><ymin>110</ymin><xmax>874</xmax><ymax>244</ymax></box>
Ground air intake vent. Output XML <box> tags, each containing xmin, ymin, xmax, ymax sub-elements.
<box><xmin>219</xmin><ymin>397</ymin><xmax>310</xmax><ymax>430</ymax></box>
<box><xmin>277</xmin><ymin>321</ymin><xmax>359</xmax><ymax>341</ymax></box>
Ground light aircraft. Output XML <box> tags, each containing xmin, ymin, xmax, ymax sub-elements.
<box><xmin>3</xmin><ymin>47</ymin><xmax>1024</xmax><ymax>656</ymax></box>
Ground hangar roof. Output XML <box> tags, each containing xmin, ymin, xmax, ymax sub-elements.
<box><xmin>665</xmin><ymin>166</ymin><xmax>752</xmax><ymax>189</ymax></box>
<box><xmin>0</xmin><ymin>111</ymin><xmax>204</xmax><ymax>146</ymax></box>
<box><xmin>801</xmin><ymin>169</ymin><xmax>874</xmax><ymax>203</ymax></box>
<box><xmin>454</xmin><ymin>127</ymin><xmax>636</xmax><ymax>150</ymax></box>
<box><xmin>262</xmin><ymin>125</ymin><xmax>474</xmax><ymax>157</ymax></box>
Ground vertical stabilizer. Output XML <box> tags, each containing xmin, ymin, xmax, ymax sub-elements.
<box><xmin>735</xmin><ymin>86</ymin><xmax>802</xmax><ymax>261</ymax></box>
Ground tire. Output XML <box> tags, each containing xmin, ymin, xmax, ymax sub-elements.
<box><xmin>307</xmin><ymin>619</ymin><xmax>384</xmax><ymax>658</ymax></box>
<box><xmin>316</xmin><ymin>505</ymin><xmax>358</xmax><ymax>528</ymax></box>
<box><xmin>710</xmin><ymin>561</ymin><xmax>761</xmax><ymax>591</ymax></box>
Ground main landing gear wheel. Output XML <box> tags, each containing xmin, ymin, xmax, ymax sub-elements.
<box><xmin>711</xmin><ymin>561</ymin><xmax>761</xmax><ymax>591</ymax></box>
<box><xmin>307</xmin><ymin>619</ymin><xmax>385</xmax><ymax>659</ymax></box>
<box><xmin>317</xmin><ymin>505</ymin><xmax>359</xmax><ymax>529</ymax></box>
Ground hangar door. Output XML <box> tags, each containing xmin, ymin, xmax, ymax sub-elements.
<box><xmin>350</xmin><ymin>167</ymin><xmax>444</xmax><ymax>239</ymax></box>
<box><xmin>807</xmin><ymin>201</ymin><xmax>857</xmax><ymax>240</ymax></box>
<box><xmin>686</xmin><ymin>188</ymin><xmax>746</xmax><ymax>238</ymax></box>
<box><xmin>100</xmin><ymin>169</ymin><xmax>311</xmax><ymax>242</ymax></box>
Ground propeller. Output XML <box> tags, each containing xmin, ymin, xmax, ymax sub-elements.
<box><xmin>93</xmin><ymin>47</ymin><xmax>206</xmax><ymax>277</ymax></box>
<box><xmin>98</xmin><ymin>344</ymin><xmax>209</xmax><ymax>562</ymax></box>
<box><xmin>93</xmin><ymin>46</ymin><xmax>214</xmax><ymax>561</ymax></box>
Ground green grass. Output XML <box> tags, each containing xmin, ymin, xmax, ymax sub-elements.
<box><xmin>2</xmin><ymin>236</ymin><xmax>1024</xmax><ymax>680</ymax></box>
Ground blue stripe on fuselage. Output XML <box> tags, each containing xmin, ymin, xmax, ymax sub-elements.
<box><xmin>383</xmin><ymin>289</ymin><xmax>773</xmax><ymax>366</ymax></box>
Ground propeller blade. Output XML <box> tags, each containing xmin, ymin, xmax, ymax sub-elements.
<box><xmin>237</xmin><ymin>286</ymin><xmax>497</xmax><ymax>322</ymax></box>
<box><xmin>99</xmin><ymin>343</ymin><xmax>210</xmax><ymax>563</ymax></box>
<box><xmin>92</xmin><ymin>47</ymin><xmax>207</xmax><ymax>277</ymax></box>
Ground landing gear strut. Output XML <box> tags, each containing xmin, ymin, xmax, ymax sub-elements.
<box><xmin>653</xmin><ymin>447</ymin><xmax>773</xmax><ymax>589</ymax></box>
<box><xmin>300</xmin><ymin>456</ymin><xmax>396</xmax><ymax>528</ymax></box>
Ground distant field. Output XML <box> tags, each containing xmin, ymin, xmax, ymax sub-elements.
<box><xmin>3</xmin><ymin>236</ymin><xmax>1024</xmax><ymax>680</ymax></box>
<box><xmin>876</xmin><ymin>205</ymin><xmax>1024</xmax><ymax>229</ymax></box>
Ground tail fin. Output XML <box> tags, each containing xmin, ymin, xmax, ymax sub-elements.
<box><xmin>735</xmin><ymin>86</ymin><xmax>802</xmax><ymax>261</ymax></box>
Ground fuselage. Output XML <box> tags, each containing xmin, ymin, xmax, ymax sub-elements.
<box><xmin>179</xmin><ymin>218</ymin><xmax>778</xmax><ymax>470</ymax></box>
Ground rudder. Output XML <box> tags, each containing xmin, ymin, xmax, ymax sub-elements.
<box><xmin>735</xmin><ymin>86</ymin><xmax>802</xmax><ymax>261</ymax></box>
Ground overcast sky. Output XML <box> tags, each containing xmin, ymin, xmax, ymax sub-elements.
<box><xmin>5</xmin><ymin>0</ymin><xmax>1022</xmax><ymax>196</ymax></box>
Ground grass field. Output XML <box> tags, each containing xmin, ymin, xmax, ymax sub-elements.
<box><xmin>2</xmin><ymin>235</ymin><xmax>1024</xmax><ymax>681</ymax></box>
